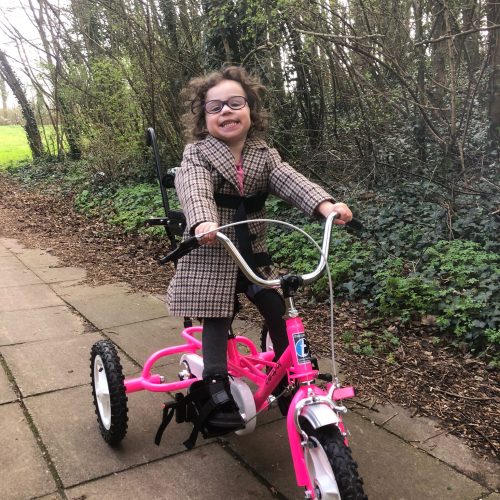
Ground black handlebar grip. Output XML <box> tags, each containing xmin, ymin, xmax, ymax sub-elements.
<box><xmin>346</xmin><ymin>218</ymin><xmax>364</xmax><ymax>231</ymax></box>
<box><xmin>159</xmin><ymin>236</ymin><xmax>200</xmax><ymax>264</ymax></box>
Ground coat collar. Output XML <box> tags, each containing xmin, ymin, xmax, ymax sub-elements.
<box><xmin>195</xmin><ymin>135</ymin><xmax>268</xmax><ymax>193</ymax></box>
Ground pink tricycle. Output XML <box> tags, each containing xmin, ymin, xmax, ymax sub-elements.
<box><xmin>90</xmin><ymin>212</ymin><xmax>366</xmax><ymax>499</ymax></box>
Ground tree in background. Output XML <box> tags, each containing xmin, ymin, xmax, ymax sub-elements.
<box><xmin>488</xmin><ymin>0</ymin><xmax>500</xmax><ymax>143</ymax></box>
<box><xmin>0</xmin><ymin>49</ymin><xmax>43</xmax><ymax>158</ymax></box>
<box><xmin>0</xmin><ymin>76</ymin><xmax>7</xmax><ymax>118</ymax></box>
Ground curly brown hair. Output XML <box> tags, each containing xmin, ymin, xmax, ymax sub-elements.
<box><xmin>181</xmin><ymin>66</ymin><xmax>268</xmax><ymax>142</ymax></box>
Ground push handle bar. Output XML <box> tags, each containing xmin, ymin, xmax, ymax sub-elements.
<box><xmin>160</xmin><ymin>212</ymin><xmax>341</xmax><ymax>288</ymax></box>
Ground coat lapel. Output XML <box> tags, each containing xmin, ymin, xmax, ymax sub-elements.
<box><xmin>196</xmin><ymin>135</ymin><xmax>268</xmax><ymax>194</ymax></box>
<box><xmin>195</xmin><ymin>136</ymin><xmax>240</xmax><ymax>193</ymax></box>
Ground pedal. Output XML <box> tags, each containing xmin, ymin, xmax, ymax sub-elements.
<box><xmin>317</xmin><ymin>372</ymin><xmax>333</xmax><ymax>382</ymax></box>
<box><xmin>311</xmin><ymin>356</ymin><xmax>319</xmax><ymax>370</ymax></box>
<box><xmin>178</xmin><ymin>369</ymin><xmax>191</xmax><ymax>381</ymax></box>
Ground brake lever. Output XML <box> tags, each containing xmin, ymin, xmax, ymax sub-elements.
<box><xmin>346</xmin><ymin>218</ymin><xmax>364</xmax><ymax>232</ymax></box>
<box><xmin>159</xmin><ymin>236</ymin><xmax>200</xmax><ymax>264</ymax></box>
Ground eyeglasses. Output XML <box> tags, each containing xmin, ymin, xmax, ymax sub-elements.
<box><xmin>202</xmin><ymin>96</ymin><xmax>247</xmax><ymax>114</ymax></box>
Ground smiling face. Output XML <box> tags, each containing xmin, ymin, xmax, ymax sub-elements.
<box><xmin>204</xmin><ymin>79</ymin><xmax>251</xmax><ymax>148</ymax></box>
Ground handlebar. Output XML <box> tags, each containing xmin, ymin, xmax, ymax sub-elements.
<box><xmin>160</xmin><ymin>212</ymin><xmax>342</xmax><ymax>289</ymax></box>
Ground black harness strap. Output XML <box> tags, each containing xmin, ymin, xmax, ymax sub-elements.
<box><xmin>182</xmin><ymin>387</ymin><xmax>234</xmax><ymax>449</ymax></box>
<box><xmin>154</xmin><ymin>384</ymin><xmax>239</xmax><ymax>450</ymax></box>
<box><xmin>214</xmin><ymin>192</ymin><xmax>271</xmax><ymax>271</ymax></box>
<box><xmin>154</xmin><ymin>401</ymin><xmax>177</xmax><ymax>446</ymax></box>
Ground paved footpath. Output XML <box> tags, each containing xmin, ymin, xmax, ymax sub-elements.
<box><xmin>0</xmin><ymin>236</ymin><xmax>498</xmax><ymax>500</ymax></box>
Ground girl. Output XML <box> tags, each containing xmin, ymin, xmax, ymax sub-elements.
<box><xmin>166</xmin><ymin>66</ymin><xmax>352</xmax><ymax>434</ymax></box>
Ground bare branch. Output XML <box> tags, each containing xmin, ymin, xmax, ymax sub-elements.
<box><xmin>414</xmin><ymin>24</ymin><xmax>500</xmax><ymax>47</ymax></box>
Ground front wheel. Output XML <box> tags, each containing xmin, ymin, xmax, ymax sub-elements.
<box><xmin>90</xmin><ymin>340</ymin><xmax>128</xmax><ymax>445</ymax></box>
<box><xmin>301</xmin><ymin>420</ymin><xmax>367</xmax><ymax>500</ymax></box>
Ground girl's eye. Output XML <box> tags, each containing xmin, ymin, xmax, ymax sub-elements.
<box><xmin>228</xmin><ymin>96</ymin><xmax>246</xmax><ymax>108</ymax></box>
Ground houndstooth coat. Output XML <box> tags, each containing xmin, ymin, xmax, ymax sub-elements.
<box><xmin>165</xmin><ymin>134</ymin><xmax>333</xmax><ymax>318</ymax></box>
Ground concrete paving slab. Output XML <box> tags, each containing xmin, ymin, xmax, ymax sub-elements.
<box><xmin>0</xmin><ymin>242</ymin><xmax>10</xmax><ymax>256</ymax></box>
<box><xmin>25</xmin><ymin>384</ymin><xmax>204</xmax><ymax>488</ymax></box>
<box><xmin>0</xmin><ymin>254</ymin><xmax>26</xmax><ymax>270</ymax></box>
<box><xmin>346</xmin><ymin>411</ymin><xmax>488</xmax><ymax>500</ymax></box>
<box><xmin>1</xmin><ymin>332</ymin><xmax>113</xmax><ymax>396</ymax></box>
<box><xmin>0</xmin><ymin>365</ymin><xmax>17</xmax><ymax>404</ymax></box>
<box><xmin>104</xmin><ymin>316</ymin><xmax>185</xmax><ymax>367</ymax></box>
<box><xmin>0</xmin><ymin>266</ymin><xmax>43</xmax><ymax>287</ymax></box>
<box><xmin>223</xmin><ymin>416</ymin><xmax>301</xmax><ymax>498</ymax></box>
<box><xmin>16</xmin><ymin>248</ymin><xmax>60</xmax><ymax>268</ymax></box>
<box><xmin>0</xmin><ymin>403</ymin><xmax>57</xmax><ymax>499</ymax></box>
<box><xmin>0</xmin><ymin>283</ymin><xmax>65</xmax><ymax>312</ymax></box>
<box><xmin>224</xmin><ymin>411</ymin><xmax>487</xmax><ymax>500</ymax></box>
<box><xmin>34</xmin><ymin>266</ymin><xmax>87</xmax><ymax>284</ymax></box>
<box><xmin>65</xmin><ymin>443</ymin><xmax>275</xmax><ymax>500</ymax></box>
<box><xmin>64</xmin><ymin>290</ymin><xmax>169</xmax><ymax>329</ymax></box>
<box><xmin>0</xmin><ymin>305</ymin><xmax>88</xmax><ymax>345</ymax></box>
<box><xmin>233</xmin><ymin>318</ymin><xmax>261</xmax><ymax>346</ymax></box>
<box><xmin>0</xmin><ymin>237</ymin><xmax>26</xmax><ymax>253</ymax></box>
<box><xmin>51</xmin><ymin>282</ymin><xmax>132</xmax><ymax>301</ymax></box>
<box><xmin>352</xmin><ymin>402</ymin><xmax>500</xmax><ymax>491</ymax></box>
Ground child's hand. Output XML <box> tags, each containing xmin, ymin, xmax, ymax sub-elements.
<box><xmin>195</xmin><ymin>221</ymin><xmax>219</xmax><ymax>245</ymax></box>
<box><xmin>317</xmin><ymin>201</ymin><xmax>352</xmax><ymax>225</ymax></box>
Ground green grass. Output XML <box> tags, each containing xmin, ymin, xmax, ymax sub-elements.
<box><xmin>0</xmin><ymin>125</ymin><xmax>32</xmax><ymax>168</ymax></box>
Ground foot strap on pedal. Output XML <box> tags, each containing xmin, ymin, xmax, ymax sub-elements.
<box><xmin>155</xmin><ymin>380</ymin><xmax>243</xmax><ymax>450</ymax></box>
<box><xmin>155</xmin><ymin>392</ymin><xmax>194</xmax><ymax>446</ymax></box>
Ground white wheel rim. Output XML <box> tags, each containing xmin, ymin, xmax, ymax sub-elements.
<box><xmin>93</xmin><ymin>355</ymin><xmax>111</xmax><ymax>430</ymax></box>
<box><xmin>305</xmin><ymin>437</ymin><xmax>341</xmax><ymax>500</ymax></box>
<box><xmin>265</xmin><ymin>332</ymin><xmax>273</xmax><ymax>351</ymax></box>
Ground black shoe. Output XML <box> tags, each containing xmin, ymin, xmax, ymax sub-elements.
<box><xmin>188</xmin><ymin>375</ymin><xmax>244</xmax><ymax>437</ymax></box>
<box><xmin>273</xmin><ymin>378</ymin><xmax>294</xmax><ymax>416</ymax></box>
<box><xmin>203</xmin><ymin>375</ymin><xmax>243</xmax><ymax>430</ymax></box>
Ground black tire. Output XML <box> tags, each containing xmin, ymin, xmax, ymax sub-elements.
<box><xmin>90</xmin><ymin>340</ymin><xmax>128</xmax><ymax>445</ymax></box>
<box><xmin>300</xmin><ymin>419</ymin><xmax>367</xmax><ymax>500</ymax></box>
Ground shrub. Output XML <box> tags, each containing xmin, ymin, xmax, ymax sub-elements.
<box><xmin>372</xmin><ymin>241</ymin><xmax>499</xmax><ymax>349</ymax></box>
<box><xmin>267</xmin><ymin>220</ymin><xmax>374</xmax><ymax>299</ymax></box>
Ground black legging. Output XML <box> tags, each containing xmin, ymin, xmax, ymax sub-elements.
<box><xmin>202</xmin><ymin>286</ymin><xmax>288</xmax><ymax>378</ymax></box>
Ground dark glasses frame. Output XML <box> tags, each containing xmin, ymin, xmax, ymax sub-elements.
<box><xmin>191</xmin><ymin>96</ymin><xmax>248</xmax><ymax>114</ymax></box>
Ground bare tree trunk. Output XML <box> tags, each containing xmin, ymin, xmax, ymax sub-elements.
<box><xmin>430</xmin><ymin>2</ymin><xmax>447</xmax><ymax>106</ymax></box>
<box><xmin>0</xmin><ymin>77</ymin><xmax>7</xmax><ymax>117</ymax></box>
<box><xmin>413</xmin><ymin>0</ymin><xmax>427</xmax><ymax>163</ymax></box>
<box><xmin>0</xmin><ymin>49</ymin><xmax>43</xmax><ymax>158</ymax></box>
<box><xmin>487</xmin><ymin>1</ymin><xmax>500</xmax><ymax>143</ymax></box>
<box><xmin>462</xmin><ymin>0</ymin><xmax>481</xmax><ymax>74</ymax></box>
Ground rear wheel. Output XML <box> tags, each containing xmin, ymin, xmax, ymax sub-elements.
<box><xmin>301</xmin><ymin>420</ymin><xmax>367</xmax><ymax>500</ymax></box>
<box><xmin>90</xmin><ymin>340</ymin><xmax>128</xmax><ymax>445</ymax></box>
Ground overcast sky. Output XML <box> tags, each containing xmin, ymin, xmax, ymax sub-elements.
<box><xmin>0</xmin><ymin>0</ymin><xmax>45</xmax><ymax>107</ymax></box>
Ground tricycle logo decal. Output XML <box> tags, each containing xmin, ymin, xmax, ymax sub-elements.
<box><xmin>293</xmin><ymin>333</ymin><xmax>310</xmax><ymax>364</ymax></box>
